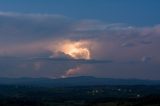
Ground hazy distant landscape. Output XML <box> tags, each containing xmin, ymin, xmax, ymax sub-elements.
<box><xmin>0</xmin><ymin>77</ymin><xmax>160</xmax><ymax>106</ymax></box>
<box><xmin>1</xmin><ymin>76</ymin><xmax>160</xmax><ymax>87</ymax></box>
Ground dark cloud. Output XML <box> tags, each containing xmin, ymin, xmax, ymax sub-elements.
<box><xmin>121</xmin><ymin>42</ymin><xmax>135</xmax><ymax>47</ymax></box>
<box><xmin>141</xmin><ymin>56</ymin><xmax>152</xmax><ymax>63</ymax></box>
<box><xmin>0</xmin><ymin>12</ymin><xmax>71</xmax><ymax>43</ymax></box>
<box><xmin>30</xmin><ymin>57</ymin><xmax>112</xmax><ymax>64</ymax></box>
<box><xmin>0</xmin><ymin>12</ymin><xmax>160</xmax><ymax>79</ymax></box>
<box><xmin>139</xmin><ymin>40</ymin><xmax>152</xmax><ymax>45</ymax></box>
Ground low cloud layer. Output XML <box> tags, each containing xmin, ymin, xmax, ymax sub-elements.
<box><xmin>0</xmin><ymin>12</ymin><xmax>160</xmax><ymax>79</ymax></box>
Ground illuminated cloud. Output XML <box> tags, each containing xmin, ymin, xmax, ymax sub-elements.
<box><xmin>0</xmin><ymin>12</ymin><xmax>160</xmax><ymax>79</ymax></box>
<box><xmin>48</xmin><ymin>39</ymin><xmax>92</xmax><ymax>60</ymax></box>
<box><xmin>65</xmin><ymin>66</ymin><xmax>81</xmax><ymax>76</ymax></box>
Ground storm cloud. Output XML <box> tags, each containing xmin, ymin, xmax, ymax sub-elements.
<box><xmin>0</xmin><ymin>12</ymin><xmax>160</xmax><ymax>79</ymax></box>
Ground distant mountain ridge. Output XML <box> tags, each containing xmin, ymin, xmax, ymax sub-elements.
<box><xmin>0</xmin><ymin>76</ymin><xmax>160</xmax><ymax>87</ymax></box>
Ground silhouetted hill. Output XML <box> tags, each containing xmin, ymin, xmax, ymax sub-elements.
<box><xmin>0</xmin><ymin>76</ymin><xmax>160</xmax><ymax>87</ymax></box>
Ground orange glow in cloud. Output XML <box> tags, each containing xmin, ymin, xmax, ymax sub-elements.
<box><xmin>53</xmin><ymin>40</ymin><xmax>91</xmax><ymax>60</ymax></box>
<box><xmin>65</xmin><ymin>66</ymin><xmax>80</xmax><ymax>76</ymax></box>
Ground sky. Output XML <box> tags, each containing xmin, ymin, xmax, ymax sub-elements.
<box><xmin>0</xmin><ymin>0</ymin><xmax>160</xmax><ymax>79</ymax></box>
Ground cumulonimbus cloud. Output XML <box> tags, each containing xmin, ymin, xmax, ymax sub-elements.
<box><xmin>0</xmin><ymin>11</ymin><xmax>160</xmax><ymax>60</ymax></box>
<box><xmin>0</xmin><ymin>12</ymin><xmax>160</xmax><ymax>79</ymax></box>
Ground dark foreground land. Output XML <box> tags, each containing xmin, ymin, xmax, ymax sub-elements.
<box><xmin>0</xmin><ymin>85</ymin><xmax>160</xmax><ymax>106</ymax></box>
